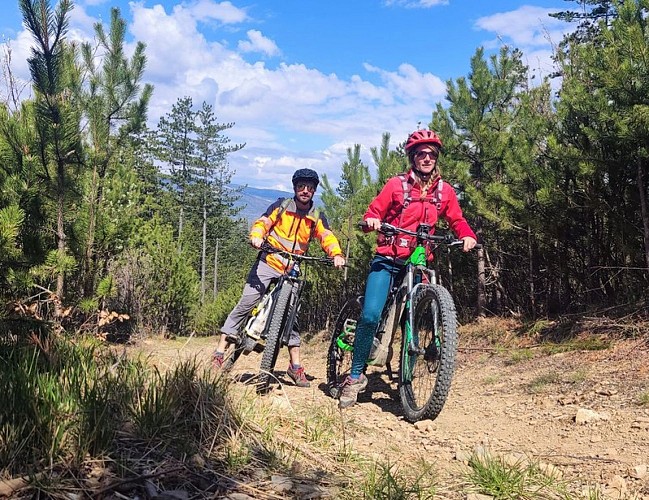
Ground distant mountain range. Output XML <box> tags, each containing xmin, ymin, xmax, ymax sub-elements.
<box><xmin>234</xmin><ymin>185</ymin><xmax>320</xmax><ymax>225</ymax></box>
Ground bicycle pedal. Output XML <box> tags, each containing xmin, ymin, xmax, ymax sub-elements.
<box><xmin>242</xmin><ymin>337</ymin><xmax>261</xmax><ymax>354</ymax></box>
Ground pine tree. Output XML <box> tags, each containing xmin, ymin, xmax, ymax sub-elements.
<box><xmin>79</xmin><ymin>6</ymin><xmax>153</xmax><ymax>296</ymax></box>
<box><xmin>155</xmin><ymin>96</ymin><xmax>196</xmax><ymax>245</ymax></box>
<box><xmin>20</xmin><ymin>0</ymin><xmax>82</xmax><ymax>309</ymax></box>
<box><xmin>433</xmin><ymin>46</ymin><xmax>532</xmax><ymax>315</ymax></box>
<box><xmin>193</xmin><ymin>101</ymin><xmax>244</xmax><ymax>301</ymax></box>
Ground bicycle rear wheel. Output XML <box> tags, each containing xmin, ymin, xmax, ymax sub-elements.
<box><xmin>326</xmin><ymin>296</ymin><xmax>363</xmax><ymax>399</ymax></box>
<box><xmin>399</xmin><ymin>284</ymin><xmax>458</xmax><ymax>422</ymax></box>
<box><xmin>257</xmin><ymin>281</ymin><xmax>293</xmax><ymax>393</ymax></box>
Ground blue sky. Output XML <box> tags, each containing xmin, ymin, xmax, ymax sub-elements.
<box><xmin>1</xmin><ymin>0</ymin><xmax>576</xmax><ymax>190</ymax></box>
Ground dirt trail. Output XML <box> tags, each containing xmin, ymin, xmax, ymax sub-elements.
<box><xmin>133</xmin><ymin>326</ymin><xmax>649</xmax><ymax>499</ymax></box>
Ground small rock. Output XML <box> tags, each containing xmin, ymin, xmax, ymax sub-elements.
<box><xmin>293</xmin><ymin>483</ymin><xmax>333</xmax><ymax>499</ymax></box>
<box><xmin>455</xmin><ymin>447</ymin><xmax>472</xmax><ymax>463</ymax></box>
<box><xmin>270</xmin><ymin>475</ymin><xmax>293</xmax><ymax>493</ymax></box>
<box><xmin>575</xmin><ymin>408</ymin><xmax>602</xmax><ymax>424</ymax></box>
<box><xmin>603</xmin><ymin>475</ymin><xmax>627</xmax><ymax>500</ymax></box>
<box><xmin>538</xmin><ymin>462</ymin><xmax>563</xmax><ymax>479</ymax></box>
<box><xmin>631</xmin><ymin>419</ymin><xmax>649</xmax><ymax>430</ymax></box>
<box><xmin>226</xmin><ymin>494</ymin><xmax>255</xmax><ymax>500</ymax></box>
<box><xmin>414</xmin><ymin>419</ymin><xmax>434</xmax><ymax>432</ymax></box>
<box><xmin>630</xmin><ymin>464</ymin><xmax>648</xmax><ymax>479</ymax></box>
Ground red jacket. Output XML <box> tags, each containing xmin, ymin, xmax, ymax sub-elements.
<box><xmin>363</xmin><ymin>170</ymin><xmax>476</xmax><ymax>261</ymax></box>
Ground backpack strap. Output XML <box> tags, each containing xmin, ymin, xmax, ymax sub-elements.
<box><xmin>394</xmin><ymin>174</ymin><xmax>444</xmax><ymax>226</ymax></box>
<box><xmin>434</xmin><ymin>179</ymin><xmax>443</xmax><ymax>211</ymax></box>
<box><xmin>398</xmin><ymin>173</ymin><xmax>412</xmax><ymax>209</ymax></box>
<box><xmin>266</xmin><ymin>197</ymin><xmax>292</xmax><ymax>236</ymax></box>
<box><xmin>267</xmin><ymin>197</ymin><xmax>321</xmax><ymax>254</ymax></box>
<box><xmin>305</xmin><ymin>206</ymin><xmax>321</xmax><ymax>254</ymax></box>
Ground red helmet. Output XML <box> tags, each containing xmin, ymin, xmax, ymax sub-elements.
<box><xmin>405</xmin><ymin>129</ymin><xmax>443</xmax><ymax>154</ymax></box>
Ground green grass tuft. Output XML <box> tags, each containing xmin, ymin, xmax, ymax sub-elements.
<box><xmin>465</xmin><ymin>452</ymin><xmax>569</xmax><ymax>499</ymax></box>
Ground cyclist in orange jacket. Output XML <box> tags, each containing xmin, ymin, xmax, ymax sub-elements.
<box><xmin>338</xmin><ymin>129</ymin><xmax>477</xmax><ymax>408</ymax></box>
<box><xmin>213</xmin><ymin>168</ymin><xmax>345</xmax><ymax>387</ymax></box>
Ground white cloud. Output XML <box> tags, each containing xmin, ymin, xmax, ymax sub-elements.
<box><xmin>80</xmin><ymin>0</ymin><xmax>110</xmax><ymax>6</ymax></box>
<box><xmin>183</xmin><ymin>0</ymin><xmax>248</xmax><ymax>24</ymax></box>
<box><xmin>364</xmin><ymin>63</ymin><xmax>446</xmax><ymax>101</ymax></box>
<box><xmin>475</xmin><ymin>6</ymin><xmax>568</xmax><ymax>50</ymax></box>
<box><xmin>474</xmin><ymin>6</ymin><xmax>574</xmax><ymax>82</ymax></box>
<box><xmin>238</xmin><ymin>30</ymin><xmax>280</xmax><ymax>57</ymax></box>
<box><xmin>139</xmin><ymin>28</ymin><xmax>444</xmax><ymax>186</ymax></box>
<box><xmin>4</xmin><ymin>0</ymin><xmax>447</xmax><ymax>189</ymax></box>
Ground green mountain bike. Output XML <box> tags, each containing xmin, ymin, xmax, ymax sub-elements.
<box><xmin>326</xmin><ymin>222</ymin><xmax>479</xmax><ymax>422</ymax></box>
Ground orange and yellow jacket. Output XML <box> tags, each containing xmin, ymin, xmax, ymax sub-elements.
<box><xmin>250</xmin><ymin>197</ymin><xmax>343</xmax><ymax>273</ymax></box>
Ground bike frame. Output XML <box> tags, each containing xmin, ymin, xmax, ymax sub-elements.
<box><xmin>241</xmin><ymin>244</ymin><xmax>333</xmax><ymax>354</ymax></box>
<box><xmin>353</xmin><ymin>224</ymin><xmax>458</xmax><ymax>369</ymax></box>
<box><xmin>378</xmin><ymin>243</ymin><xmax>435</xmax><ymax>376</ymax></box>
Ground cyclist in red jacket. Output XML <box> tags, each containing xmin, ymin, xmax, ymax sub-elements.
<box><xmin>338</xmin><ymin>129</ymin><xmax>477</xmax><ymax>408</ymax></box>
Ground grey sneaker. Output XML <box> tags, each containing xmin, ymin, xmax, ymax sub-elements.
<box><xmin>287</xmin><ymin>365</ymin><xmax>310</xmax><ymax>388</ymax></box>
<box><xmin>212</xmin><ymin>352</ymin><xmax>225</xmax><ymax>370</ymax></box>
<box><xmin>338</xmin><ymin>374</ymin><xmax>368</xmax><ymax>409</ymax></box>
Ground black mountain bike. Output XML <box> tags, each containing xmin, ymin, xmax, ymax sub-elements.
<box><xmin>327</xmin><ymin>222</ymin><xmax>480</xmax><ymax>422</ymax></box>
<box><xmin>223</xmin><ymin>243</ymin><xmax>334</xmax><ymax>393</ymax></box>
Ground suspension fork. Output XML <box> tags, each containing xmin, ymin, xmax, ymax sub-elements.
<box><xmin>281</xmin><ymin>278</ymin><xmax>302</xmax><ymax>346</ymax></box>
<box><xmin>405</xmin><ymin>265</ymin><xmax>429</xmax><ymax>356</ymax></box>
<box><xmin>405</xmin><ymin>265</ymin><xmax>419</xmax><ymax>354</ymax></box>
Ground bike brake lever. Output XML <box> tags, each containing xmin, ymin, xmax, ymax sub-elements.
<box><xmin>380</xmin><ymin>223</ymin><xmax>397</xmax><ymax>237</ymax></box>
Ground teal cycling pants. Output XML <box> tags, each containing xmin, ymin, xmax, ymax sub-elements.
<box><xmin>350</xmin><ymin>255</ymin><xmax>401</xmax><ymax>377</ymax></box>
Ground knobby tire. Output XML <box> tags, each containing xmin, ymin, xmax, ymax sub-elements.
<box><xmin>399</xmin><ymin>284</ymin><xmax>458</xmax><ymax>422</ymax></box>
<box><xmin>257</xmin><ymin>281</ymin><xmax>293</xmax><ymax>393</ymax></box>
<box><xmin>326</xmin><ymin>296</ymin><xmax>363</xmax><ymax>399</ymax></box>
<box><xmin>221</xmin><ymin>341</ymin><xmax>244</xmax><ymax>371</ymax></box>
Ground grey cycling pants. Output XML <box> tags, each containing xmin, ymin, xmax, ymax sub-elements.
<box><xmin>220</xmin><ymin>259</ymin><xmax>300</xmax><ymax>347</ymax></box>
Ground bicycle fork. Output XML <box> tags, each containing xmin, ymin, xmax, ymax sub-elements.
<box><xmin>403</xmin><ymin>268</ymin><xmax>440</xmax><ymax>380</ymax></box>
<box><xmin>280</xmin><ymin>280</ymin><xmax>302</xmax><ymax>347</ymax></box>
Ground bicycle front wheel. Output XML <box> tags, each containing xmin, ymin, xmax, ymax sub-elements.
<box><xmin>399</xmin><ymin>284</ymin><xmax>458</xmax><ymax>422</ymax></box>
<box><xmin>221</xmin><ymin>340</ymin><xmax>245</xmax><ymax>371</ymax></box>
<box><xmin>257</xmin><ymin>281</ymin><xmax>293</xmax><ymax>393</ymax></box>
<box><xmin>326</xmin><ymin>296</ymin><xmax>363</xmax><ymax>399</ymax></box>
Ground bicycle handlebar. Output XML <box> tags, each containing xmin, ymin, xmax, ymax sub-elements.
<box><xmin>358</xmin><ymin>221</ymin><xmax>482</xmax><ymax>250</ymax></box>
<box><xmin>258</xmin><ymin>241</ymin><xmax>337</xmax><ymax>266</ymax></box>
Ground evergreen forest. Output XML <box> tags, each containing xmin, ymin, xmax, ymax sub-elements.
<box><xmin>1</xmin><ymin>0</ymin><xmax>648</xmax><ymax>340</ymax></box>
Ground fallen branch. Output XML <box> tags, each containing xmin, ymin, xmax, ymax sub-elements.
<box><xmin>0</xmin><ymin>473</ymin><xmax>45</xmax><ymax>497</ymax></box>
<box><xmin>94</xmin><ymin>466</ymin><xmax>184</xmax><ymax>495</ymax></box>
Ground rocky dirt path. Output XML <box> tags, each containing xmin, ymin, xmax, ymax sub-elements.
<box><xmin>132</xmin><ymin>325</ymin><xmax>649</xmax><ymax>499</ymax></box>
